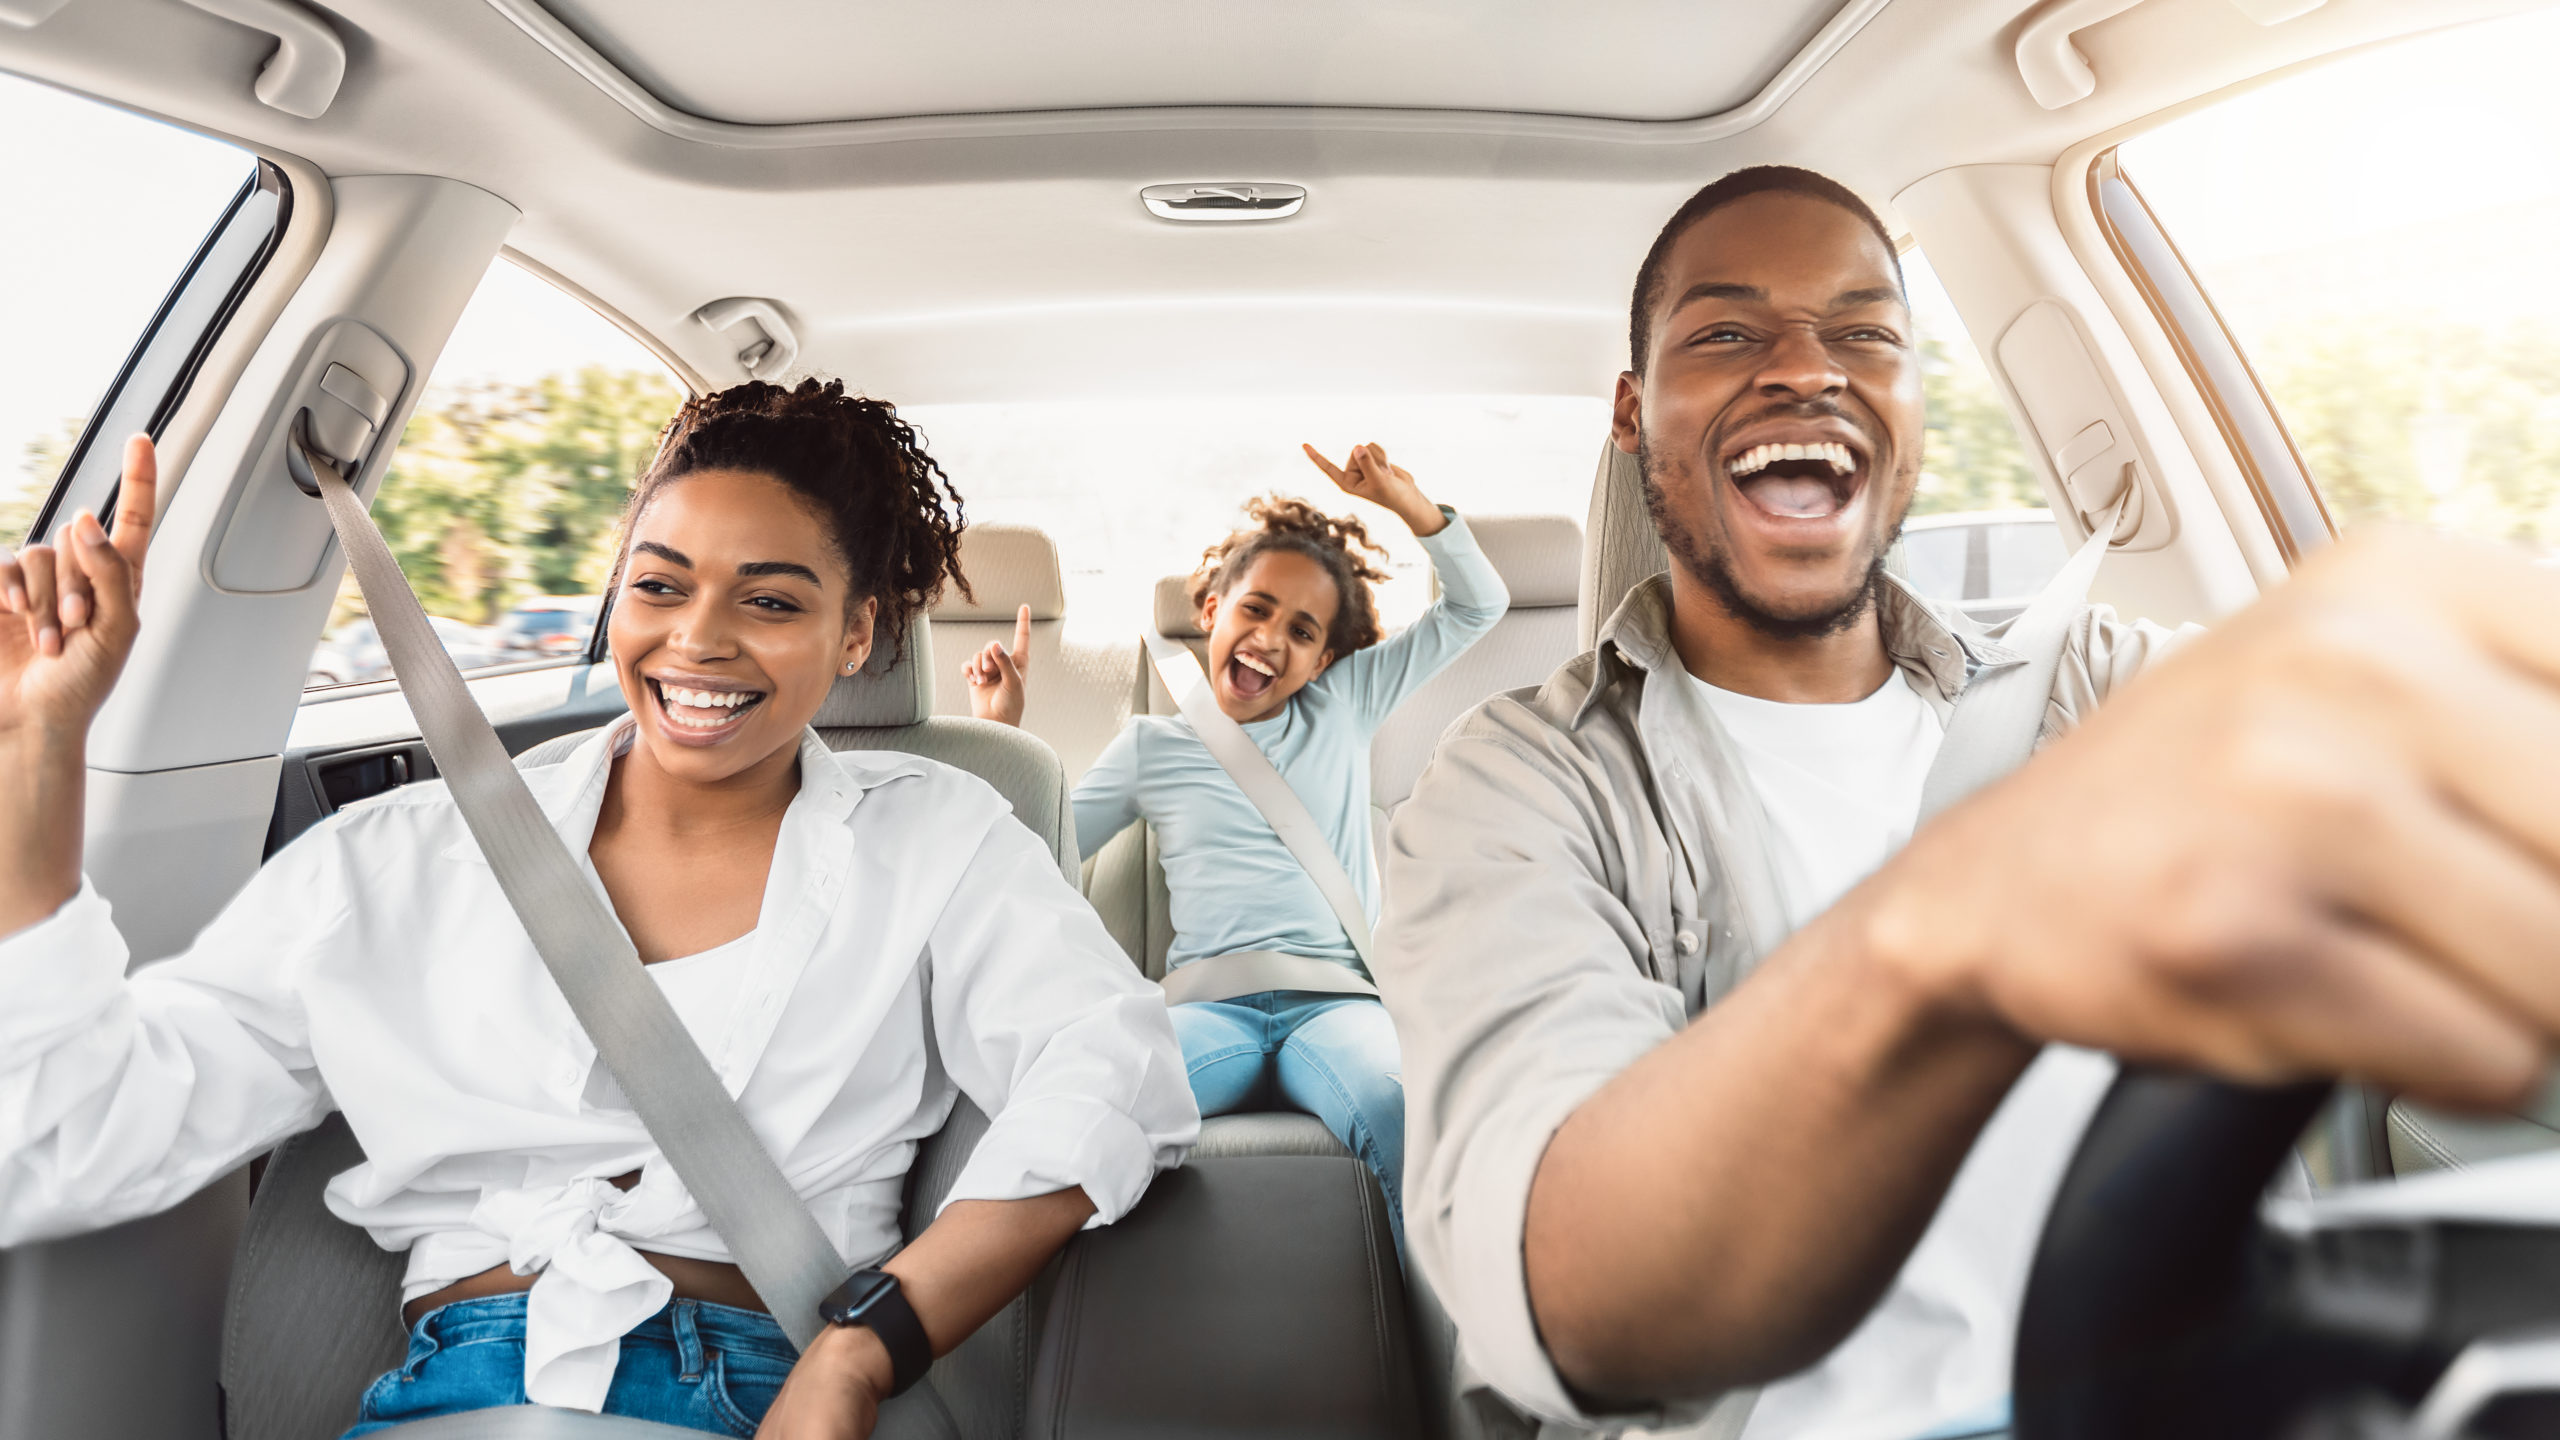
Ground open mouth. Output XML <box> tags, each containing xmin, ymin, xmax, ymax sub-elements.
<box><xmin>1724</xmin><ymin>440</ymin><xmax>1865</xmax><ymax>521</ymax></box>
<box><xmin>647</xmin><ymin>677</ymin><xmax>768</xmax><ymax>735</ymax></box>
<box><xmin>1225</xmin><ymin>651</ymin><xmax>1277</xmax><ymax>701</ymax></box>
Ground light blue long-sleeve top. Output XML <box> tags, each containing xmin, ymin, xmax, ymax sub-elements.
<box><xmin>1073</xmin><ymin>512</ymin><xmax>1509</xmax><ymax>974</ymax></box>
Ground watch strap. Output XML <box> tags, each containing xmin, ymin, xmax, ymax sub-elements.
<box><xmin>821</xmin><ymin>1269</ymin><xmax>931</xmax><ymax>1397</ymax></box>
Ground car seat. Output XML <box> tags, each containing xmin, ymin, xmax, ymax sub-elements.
<box><xmin>1576</xmin><ymin>439</ymin><xmax>1666</xmax><ymax>651</ymax></box>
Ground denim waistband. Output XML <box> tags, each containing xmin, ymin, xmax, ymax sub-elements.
<box><xmin>414</xmin><ymin>1291</ymin><xmax>796</xmax><ymax>1361</ymax></box>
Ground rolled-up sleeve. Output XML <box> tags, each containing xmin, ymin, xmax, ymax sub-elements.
<box><xmin>1375</xmin><ymin>703</ymin><xmax>1718</xmax><ymax>1430</ymax></box>
<box><xmin>0</xmin><ymin>843</ymin><xmax>338</xmax><ymax>1245</ymax></box>
<box><xmin>924</xmin><ymin>814</ymin><xmax>1198</xmax><ymax>1226</ymax></box>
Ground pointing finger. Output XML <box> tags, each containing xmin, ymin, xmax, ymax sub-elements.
<box><xmin>1301</xmin><ymin>444</ymin><xmax>1348</xmax><ymax>484</ymax></box>
<box><xmin>111</xmin><ymin>434</ymin><xmax>157</xmax><ymax>591</ymax></box>
<box><xmin>1010</xmin><ymin>605</ymin><xmax>1031</xmax><ymax>672</ymax></box>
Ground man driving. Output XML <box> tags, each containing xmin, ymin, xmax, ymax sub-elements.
<box><xmin>1378</xmin><ymin>165</ymin><xmax>2560</xmax><ymax>1438</ymax></box>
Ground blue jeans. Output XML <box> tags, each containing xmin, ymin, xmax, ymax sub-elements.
<box><xmin>1171</xmin><ymin>989</ymin><xmax>1405</xmax><ymax>1253</ymax></box>
<box><xmin>341</xmin><ymin>1293</ymin><xmax>794</xmax><ymax>1438</ymax></box>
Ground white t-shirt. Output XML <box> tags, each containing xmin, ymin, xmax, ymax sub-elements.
<box><xmin>1688</xmin><ymin>669</ymin><xmax>2115</xmax><ymax>1440</ymax></box>
<box><xmin>1688</xmin><ymin>671</ymin><xmax>1943</xmax><ymax>934</ymax></box>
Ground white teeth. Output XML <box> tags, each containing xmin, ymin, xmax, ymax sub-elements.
<box><xmin>658</xmin><ymin>683</ymin><xmax>757</xmax><ymax>713</ymax></box>
<box><xmin>1237</xmin><ymin>654</ymin><xmax>1275</xmax><ymax>677</ymax></box>
<box><xmin>1727</xmin><ymin>442</ymin><xmax>1857</xmax><ymax>479</ymax></box>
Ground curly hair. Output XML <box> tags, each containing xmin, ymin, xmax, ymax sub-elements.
<box><xmin>612</xmin><ymin>378</ymin><xmax>969</xmax><ymax>662</ymax></box>
<box><xmin>1188</xmin><ymin>495</ymin><xmax>1392</xmax><ymax>656</ymax></box>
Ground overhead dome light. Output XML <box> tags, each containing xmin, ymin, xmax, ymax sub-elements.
<box><xmin>1141</xmin><ymin>183</ymin><xmax>1306</xmax><ymax>222</ymax></box>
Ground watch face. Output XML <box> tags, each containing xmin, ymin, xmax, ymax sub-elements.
<box><xmin>837</xmin><ymin>1271</ymin><xmax>896</xmax><ymax>1312</ymax></box>
<box><xmin>827</xmin><ymin>1268</ymin><xmax>898</xmax><ymax>1325</ymax></box>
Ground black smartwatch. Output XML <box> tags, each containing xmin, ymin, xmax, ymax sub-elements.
<box><xmin>819</xmin><ymin>1268</ymin><xmax>930</xmax><ymax>1397</ymax></box>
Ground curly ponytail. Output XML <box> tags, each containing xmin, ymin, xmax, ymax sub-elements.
<box><xmin>1189</xmin><ymin>495</ymin><xmax>1391</xmax><ymax>656</ymax></box>
<box><xmin>615</xmin><ymin>378</ymin><xmax>969</xmax><ymax>661</ymax></box>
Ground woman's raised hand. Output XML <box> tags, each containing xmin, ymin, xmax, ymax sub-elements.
<box><xmin>0</xmin><ymin>434</ymin><xmax>157</xmax><ymax>936</ymax></box>
<box><xmin>0</xmin><ymin>434</ymin><xmax>157</xmax><ymax>747</ymax></box>
<box><xmin>1301</xmin><ymin>442</ymin><xmax>1446</xmax><ymax>536</ymax></box>
<box><xmin>962</xmin><ymin>604</ymin><xmax>1031</xmax><ymax>727</ymax></box>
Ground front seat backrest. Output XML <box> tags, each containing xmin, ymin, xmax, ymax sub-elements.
<box><xmin>223</xmin><ymin>618</ymin><xmax>1064</xmax><ymax>1440</ymax></box>
<box><xmin>1578</xmin><ymin>437</ymin><xmax>1667</xmax><ymax>651</ymax></box>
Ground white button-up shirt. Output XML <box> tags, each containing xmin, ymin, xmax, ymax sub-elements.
<box><xmin>0</xmin><ymin>720</ymin><xmax>1198</xmax><ymax>1411</ymax></box>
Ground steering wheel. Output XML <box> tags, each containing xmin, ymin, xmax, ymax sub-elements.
<box><xmin>2012</xmin><ymin>1069</ymin><xmax>2560</xmax><ymax>1440</ymax></box>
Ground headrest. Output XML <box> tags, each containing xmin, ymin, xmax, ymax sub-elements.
<box><xmin>1153</xmin><ymin>574</ymin><xmax>1205</xmax><ymax>639</ymax></box>
<box><xmin>1467</xmin><ymin>514</ymin><xmax>1584</xmax><ymax>608</ymax></box>
<box><xmin>815</xmin><ymin>613</ymin><xmax>935</xmax><ymax>728</ymax></box>
<box><xmin>1577</xmin><ymin>438</ymin><xmax>1669</xmax><ymax>651</ymax></box>
<box><xmin>936</xmin><ymin>524</ymin><xmax>1066</xmax><ymax>623</ymax></box>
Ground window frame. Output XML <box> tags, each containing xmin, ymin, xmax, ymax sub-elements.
<box><xmin>28</xmin><ymin>158</ymin><xmax>293</xmax><ymax>544</ymax></box>
<box><xmin>2083</xmin><ymin>148</ymin><xmax>2333</xmax><ymax>565</ymax></box>
<box><xmin>292</xmin><ymin>254</ymin><xmax>694</xmax><ymax>696</ymax></box>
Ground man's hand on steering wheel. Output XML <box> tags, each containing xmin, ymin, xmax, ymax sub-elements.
<box><xmin>1874</xmin><ymin>526</ymin><xmax>2560</xmax><ymax>1113</ymax></box>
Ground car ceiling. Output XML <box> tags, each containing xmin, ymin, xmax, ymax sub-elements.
<box><xmin>2</xmin><ymin>0</ymin><xmax>2546</xmax><ymax>403</ymax></box>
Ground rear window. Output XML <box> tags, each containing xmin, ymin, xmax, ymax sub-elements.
<box><xmin>901</xmin><ymin>395</ymin><xmax>1609</xmax><ymax>634</ymax></box>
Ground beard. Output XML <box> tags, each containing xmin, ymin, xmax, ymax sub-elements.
<box><xmin>1637</xmin><ymin>434</ymin><xmax>1896</xmax><ymax>643</ymax></box>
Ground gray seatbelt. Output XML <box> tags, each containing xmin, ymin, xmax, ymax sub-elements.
<box><xmin>1917</xmin><ymin>494</ymin><xmax>2129</xmax><ymax>823</ymax></box>
<box><xmin>1141</xmin><ymin>631</ymin><xmax>1380</xmax><ymax>984</ymax></box>
<box><xmin>1157</xmin><ymin>949</ymin><xmax>1378</xmax><ymax>1006</ymax></box>
<box><xmin>295</xmin><ymin>435</ymin><xmax>845</xmax><ymax>1351</ymax></box>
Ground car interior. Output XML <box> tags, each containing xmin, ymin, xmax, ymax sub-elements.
<box><xmin>4</xmin><ymin>0</ymin><xmax>2559</xmax><ymax>1436</ymax></box>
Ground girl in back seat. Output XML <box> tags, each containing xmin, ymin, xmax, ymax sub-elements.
<box><xmin>965</xmin><ymin>445</ymin><xmax>1507</xmax><ymax>1252</ymax></box>
<box><xmin>0</xmin><ymin>380</ymin><xmax>1196</xmax><ymax>1439</ymax></box>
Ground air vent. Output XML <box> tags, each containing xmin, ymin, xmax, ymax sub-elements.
<box><xmin>1141</xmin><ymin>183</ymin><xmax>1306</xmax><ymax>223</ymax></box>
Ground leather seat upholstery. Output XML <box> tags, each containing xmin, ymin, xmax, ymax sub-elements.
<box><xmin>1577</xmin><ymin>438</ymin><xmax>1667</xmax><ymax>649</ymax></box>
<box><xmin>1024</xmin><ymin>1157</ymin><xmax>1418</xmax><ymax>1440</ymax></box>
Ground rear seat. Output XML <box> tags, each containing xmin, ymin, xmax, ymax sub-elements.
<box><xmin>1369</xmin><ymin>513</ymin><xmax>1583</xmax><ymax>816</ymax></box>
<box><xmin>929</xmin><ymin>522</ymin><xmax>1138</xmax><ymax>788</ymax></box>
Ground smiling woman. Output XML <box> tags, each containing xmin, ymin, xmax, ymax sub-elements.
<box><xmin>599</xmin><ymin>380</ymin><xmax>967</xmax><ymax>806</ymax></box>
<box><xmin>0</xmin><ymin>382</ymin><xmax>1195</xmax><ymax>1439</ymax></box>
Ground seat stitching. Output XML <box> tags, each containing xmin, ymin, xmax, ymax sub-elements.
<box><xmin>1352</xmin><ymin>1163</ymin><xmax>1396</xmax><ymax>1409</ymax></box>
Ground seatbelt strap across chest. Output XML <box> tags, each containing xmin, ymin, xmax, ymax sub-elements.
<box><xmin>295</xmin><ymin>431</ymin><xmax>846</xmax><ymax>1351</ymax></box>
<box><xmin>1917</xmin><ymin>493</ymin><xmax>2129</xmax><ymax>823</ymax></box>
<box><xmin>1142</xmin><ymin>631</ymin><xmax>1378</xmax><ymax>975</ymax></box>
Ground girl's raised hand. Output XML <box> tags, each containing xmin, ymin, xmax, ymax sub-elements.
<box><xmin>0</xmin><ymin>434</ymin><xmax>157</xmax><ymax>746</ymax></box>
<box><xmin>1301</xmin><ymin>442</ymin><xmax>1443</xmax><ymax>535</ymax></box>
<box><xmin>962</xmin><ymin>604</ymin><xmax>1031</xmax><ymax>727</ymax></box>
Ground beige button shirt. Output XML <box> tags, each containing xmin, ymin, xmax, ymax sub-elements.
<box><xmin>1377</xmin><ymin>573</ymin><xmax>2183</xmax><ymax>1435</ymax></box>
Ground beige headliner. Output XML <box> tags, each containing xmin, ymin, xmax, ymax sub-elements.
<box><xmin>0</xmin><ymin>0</ymin><xmax>2543</xmax><ymax>402</ymax></box>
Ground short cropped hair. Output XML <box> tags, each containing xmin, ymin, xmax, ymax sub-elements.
<box><xmin>1627</xmin><ymin>166</ymin><xmax>1904</xmax><ymax>374</ymax></box>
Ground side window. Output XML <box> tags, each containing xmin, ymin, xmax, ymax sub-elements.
<box><xmin>1896</xmin><ymin>247</ymin><xmax>2062</xmax><ymax>614</ymax></box>
<box><xmin>0</xmin><ymin>72</ymin><xmax>260</xmax><ymax>542</ymax></box>
<box><xmin>2117</xmin><ymin>9</ymin><xmax>2560</xmax><ymax>558</ymax></box>
<box><xmin>304</xmin><ymin>262</ymin><xmax>686</xmax><ymax>689</ymax></box>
